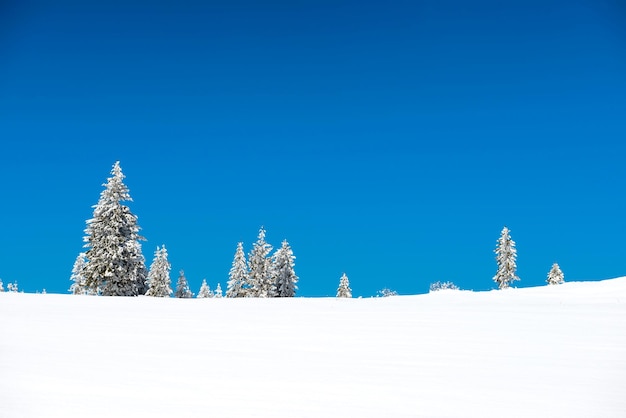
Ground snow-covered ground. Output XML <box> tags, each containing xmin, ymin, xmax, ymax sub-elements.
<box><xmin>2</xmin><ymin>278</ymin><xmax>625</xmax><ymax>417</ymax></box>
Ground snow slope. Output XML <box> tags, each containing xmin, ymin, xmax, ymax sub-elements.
<box><xmin>1</xmin><ymin>279</ymin><xmax>625</xmax><ymax>418</ymax></box>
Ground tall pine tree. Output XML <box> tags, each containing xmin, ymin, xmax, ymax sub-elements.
<box><xmin>226</xmin><ymin>242</ymin><xmax>248</xmax><ymax>298</ymax></box>
<box><xmin>81</xmin><ymin>162</ymin><xmax>148</xmax><ymax>296</ymax></box>
<box><xmin>336</xmin><ymin>273</ymin><xmax>352</xmax><ymax>298</ymax></box>
<box><xmin>271</xmin><ymin>240</ymin><xmax>298</xmax><ymax>297</ymax></box>
<box><xmin>175</xmin><ymin>269</ymin><xmax>193</xmax><ymax>298</ymax></box>
<box><xmin>493</xmin><ymin>226</ymin><xmax>520</xmax><ymax>289</ymax></box>
<box><xmin>145</xmin><ymin>246</ymin><xmax>172</xmax><ymax>297</ymax></box>
<box><xmin>547</xmin><ymin>263</ymin><xmax>565</xmax><ymax>285</ymax></box>
<box><xmin>248</xmin><ymin>227</ymin><xmax>273</xmax><ymax>297</ymax></box>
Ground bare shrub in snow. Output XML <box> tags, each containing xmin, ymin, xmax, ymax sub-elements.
<box><xmin>377</xmin><ymin>288</ymin><xmax>398</xmax><ymax>297</ymax></box>
<box><xmin>429</xmin><ymin>281</ymin><xmax>459</xmax><ymax>292</ymax></box>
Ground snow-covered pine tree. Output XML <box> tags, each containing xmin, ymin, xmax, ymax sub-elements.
<box><xmin>7</xmin><ymin>281</ymin><xmax>18</xmax><ymax>293</ymax></box>
<box><xmin>145</xmin><ymin>246</ymin><xmax>172</xmax><ymax>297</ymax></box>
<box><xmin>197</xmin><ymin>279</ymin><xmax>213</xmax><ymax>298</ymax></box>
<box><xmin>547</xmin><ymin>263</ymin><xmax>565</xmax><ymax>285</ymax></box>
<box><xmin>336</xmin><ymin>273</ymin><xmax>352</xmax><ymax>298</ymax></box>
<box><xmin>226</xmin><ymin>242</ymin><xmax>248</xmax><ymax>297</ymax></box>
<box><xmin>174</xmin><ymin>269</ymin><xmax>193</xmax><ymax>298</ymax></box>
<box><xmin>270</xmin><ymin>240</ymin><xmax>298</xmax><ymax>297</ymax></box>
<box><xmin>69</xmin><ymin>252</ymin><xmax>90</xmax><ymax>295</ymax></box>
<box><xmin>214</xmin><ymin>283</ymin><xmax>223</xmax><ymax>298</ymax></box>
<box><xmin>493</xmin><ymin>226</ymin><xmax>520</xmax><ymax>289</ymax></box>
<box><xmin>81</xmin><ymin>162</ymin><xmax>148</xmax><ymax>296</ymax></box>
<box><xmin>248</xmin><ymin>227</ymin><xmax>273</xmax><ymax>297</ymax></box>
<box><xmin>0</xmin><ymin>279</ymin><xmax>4</xmax><ymax>292</ymax></box>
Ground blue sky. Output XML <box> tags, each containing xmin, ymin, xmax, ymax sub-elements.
<box><xmin>1</xmin><ymin>0</ymin><xmax>625</xmax><ymax>296</ymax></box>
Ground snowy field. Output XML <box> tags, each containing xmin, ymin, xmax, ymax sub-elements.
<box><xmin>1</xmin><ymin>279</ymin><xmax>625</xmax><ymax>418</ymax></box>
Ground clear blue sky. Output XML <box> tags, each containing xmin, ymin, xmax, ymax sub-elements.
<box><xmin>1</xmin><ymin>0</ymin><xmax>625</xmax><ymax>296</ymax></box>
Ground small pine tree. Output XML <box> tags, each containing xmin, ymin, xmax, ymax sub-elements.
<box><xmin>0</xmin><ymin>279</ymin><xmax>4</xmax><ymax>292</ymax></box>
<box><xmin>248</xmin><ymin>227</ymin><xmax>273</xmax><ymax>297</ymax></box>
<box><xmin>69</xmin><ymin>253</ymin><xmax>90</xmax><ymax>295</ymax></box>
<box><xmin>197</xmin><ymin>279</ymin><xmax>213</xmax><ymax>298</ymax></box>
<box><xmin>336</xmin><ymin>273</ymin><xmax>352</xmax><ymax>298</ymax></box>
<box><xmin>145</xmin><ymin>246</ymin><xmax>172</xmax><ymax>297</ymax></box>
<box><xmin>493</xmin><ymin>226</ymin><xmax>520</xmax><ymax>289</ymax></box>
<box><xmin>175</xmin><ymin>269</ymin><xmax>193</xmax><ymax>298</ymax></box>
<box><xmin>214</xmin><ymin>283</ymin><xmax>223</xmax><ymax>298</ymax></box>
<box><xmin>271</xmin><ymin>240</ymin><xmax>298</xmax><ymax>297</ymax></box>
<box><xmin>226</xmin><ymin>242</ymin><xmax>249</xmax><ymax>297</ymax></box>
<box><xmin>81</xmin><ymin>162</ymin><xmax>148</xmax><ymax>296</ymax></box>
<box><xmin>7</xmin><ymin>281</ymin><xmax>18</xmax><ymax>293</ymax></box>
<box><xmin>547</xmin><ymin>263</ymin><xmax>565</xmax><ymax>285</ymax></box>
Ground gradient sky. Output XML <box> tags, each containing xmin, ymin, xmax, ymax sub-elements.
<box><xmin>1</xmin><ymin>0</ymin><xmax>625</xmax><ymax>296</ymax></box>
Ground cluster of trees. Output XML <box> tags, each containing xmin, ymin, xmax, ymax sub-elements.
<box><xmin>225</xmin><ymin>228</ymin><xmax>298</xmax><ymax>298</ymax></box>
<box><xmin>493</xmin><ymin>226</ymin><xmax>565</xmax><ymax>289</ymax></box>
<box><xmin>198</xmin><ymin>279</ymin><xmax>223</xmax><ymax>298</ymax></box>
<box><xmin>64</xmin><ymin>163</ymin><xmax>568</xmax><ymax>298</ymax></box>
<box><xmin>429</xmin><ymin>227</ymin><xmax>565</xmax><ymax>292</ymax></box>
<box><xmin>69</xmin><ymin>162</ymin><xmax>303</xmax><ymax>298</ymax></box>
<box><xmin>0</xmin><ymin>279</ymin><xmax>19</xmax><ymax>293</ymax></box>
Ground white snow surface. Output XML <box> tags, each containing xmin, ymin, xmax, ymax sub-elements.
<box><xmin>2</xmin><ymin>278</ymin><xmax>625</xmax><ymax>417</ymax></box>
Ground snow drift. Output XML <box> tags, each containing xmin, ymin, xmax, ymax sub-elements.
<box><xmin>1</xmin><ymin>278</ymin><xmax>625</xmax><ymax>417</ymax></box>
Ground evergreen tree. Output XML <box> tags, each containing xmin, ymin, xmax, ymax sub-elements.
<box><xmin>493</xmin><ymin>226</ymin><xmax>520</xmax><ymax>289</ymax></box>
<box><xmin>336</xmin><ymin>273</ymin><xmax>352</xmax><ymax>298</ymax></box>
<box><xmin>145</xmin><ymin>246</ymin><xmax>172</xmax><ymax>297</ymax></box>
<box><xmin>197</xmin><ymin>279</ymin><xmax>213</xmax><ymax>298</ymax></box>
<box><xmin>226</xmin><ymin>242</ymin><xmax>248</xmax><ymax>298</ymax></box>
<box><xmin>81</xmin><ymin>162</ymin><xmax>148</xmax><ymax>296</ymax></box>
<box><xmin>69</xmin><ymin>252</ymin><xmax>90</xmax><ymax>295</ymax></box>
<box><xmin>214</xmin><ymin>283</ymin><xmax>223</xmax><ymax>298</ymax></box>
<box><xmin>248</xmin><ymin>227</ymin><xmax>273</xmax><ymax>297</ymax></box>
<box><xmin>6</xmin><ymin>281</ymin><xmax>18</xmax><ymax>293</ymax></box>
<box><xmin>175</xmin><ymin>269</ymin><xmax>193</xmax><ymax>298</ymax></box>
<box><xmin>0</xmin><ymin>279</ymin><xmax>4</xmax><ymax>292</ymax></box>
<box><xmin>271</xmin><ymin>240</ymin><xmax>298</xmax><ymax>297</ymax></box>
<box><xmin>547</xmin><ymin>263</ymin><xmax>565</xmax><ymax>285</ymax></box>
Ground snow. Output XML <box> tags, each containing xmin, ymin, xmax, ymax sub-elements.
<box><xmin>1</xmin><ymin>278</ymin><xmax>625</xmax><ymax>417</ymax></box>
